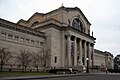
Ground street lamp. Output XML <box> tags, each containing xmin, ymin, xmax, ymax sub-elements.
<box><xmin>86</xmin><ymin>58</ymin><xmax>89</xmax><ymax>73</ymax></box>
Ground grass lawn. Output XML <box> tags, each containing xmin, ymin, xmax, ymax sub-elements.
<box><xmin>0</xmin><ymin>71</ymin><xmax>53</xmax><ymax>77</ymax></box>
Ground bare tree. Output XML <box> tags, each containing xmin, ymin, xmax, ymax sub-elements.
<box><xmin>39</xmin><ymin>42</ymin><xmax>50</xmax><ymax>72</ymax></box>
<box><xmin>32</xmin><ymin>52</ymin><xmax>42</xmax><ymax>71</ymax></box>
<box><xmin>0</xmin><ymin>47</ymin><xmax>12</xmax><ymax>72</ymax></box>
<box><xmin>40</xmin><ymin>44</ymin><xmax>50</xmax><ymax>72</ymax></box>
<box><xmin>32</xmin><ymin>48</ymin><xmax>50</xmax><ymax>72</ymax></box>
<box><xmin>16</xmin><ymin>49</ymin><xmax>32</xmax><ymax>71</ymax></box>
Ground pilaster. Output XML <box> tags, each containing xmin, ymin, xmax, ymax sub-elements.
<box><xmin>60</xmin><ymin>30</ymin><xmax>65</xmax><ymax>67</ymax></box>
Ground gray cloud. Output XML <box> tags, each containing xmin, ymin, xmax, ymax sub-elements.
<box><xmin>0</xmin><ymin>0</ymin><xmax>120</xmax><ymax>56</ymax></box>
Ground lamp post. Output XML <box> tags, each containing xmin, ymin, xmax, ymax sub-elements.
<box><xmin>86</xmin><ymin>58</ymin><xmax>89</xmax><ymax>73</ymax></box>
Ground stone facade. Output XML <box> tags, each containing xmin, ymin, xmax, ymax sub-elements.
<box><xmin>0</xmin><ymin>6</ymin><xmax>96</xmax><ymax>71</ymax></box>
<box><xmin>94</xmin><ymin>49</ymin><xmax>114</xmax><ymax>69</ymax></box>
<box><xmin>0</xmin><ymin>18</ymin><xmax>46</xmax><ymax>70</ymax></box>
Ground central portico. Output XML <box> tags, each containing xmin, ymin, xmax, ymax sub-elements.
<box><xmin>65</xmin><ymin>32</ymin><xmax>95</xmax><ymax>68</ymax></box>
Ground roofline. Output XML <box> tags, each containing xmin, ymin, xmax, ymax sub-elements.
<box><xmin>17</xmin><ymin>19</ymin><xmax>26</xmax><ymax>24</ymax></box>
<box><xmin>0</xmin><ymin>18</ymin><xmax>46</xmax><ymax>38</ymax></box>
<box><xmin>17</xmin><ymin>12</ymin><xmax>45</xmax><ymax>23</ymax></box>
<box><xmin>94</xmin><ymin>49</ymin><xmax>113</xmax><ymax>57</ymax></box>
<box><xmin>45</xmin><ymin>6</ymin><xmax>91</xmax><ymax>25</ymax></box>
<box><xmin>18</xmin><ymin>6</ymin><xmax>91</xmax><ymax>25</ymax></box>
<box><xmin>66</xmin><ymin>7</ymin><xmax>91</xmax><ymax>25</ymax></box>
<box><xmin>27</xmin><ymin>12</ymin><xmax>45</xmax><ymax>22</ymax></box>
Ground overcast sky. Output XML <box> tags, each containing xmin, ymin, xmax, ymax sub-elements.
<box><xmin>0</xmin><ymin>0</ymin><xmax>120</xmax><ymax>57</ymax></box>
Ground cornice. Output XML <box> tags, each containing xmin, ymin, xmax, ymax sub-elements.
<box><xmin>67</xmin><ymin>26</ymin><xmax>96</xmax><ymax>40</ymax></box>
<box><xmin>33</xmin><ymin>19</ymin><xmax>95</xmax><ymax>40</ymax></box>
<box><xmin>0</xmin><ymin>38</ymin><xmax>42</xmax><ymax>49</ymax></box>
<box><xmin>33</xmin><ymin>18</ymin><xmax>67</xmax><ymax>29</ymax></box>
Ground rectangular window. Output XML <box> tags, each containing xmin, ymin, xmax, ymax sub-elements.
<box><xmin>20</xmin><ymin>37</ymin><xmax>24</xmax><ymax>42</ymax></box>
<box><xmin>54</xmin><ymin>56</ymin><xmax>57</xmax><ymax>63</ymax></box>
<box><xmin>1</xmin><ymin>33</ymin><xmax>6</xmax><ymax>38</ymax></box>
<box><xmin>31</xmin><ymin>40</ymin><xmax>34</xmax><ymax>44</ymax></box>
<box><xmin>35</xmin><ymin>41</ymin><xmax>39</xmax><ymax>45</ymax></box>
<box><xmin>8</xmin><ymin>34</ymin><xmax>13</xmax><ymax>40</ymax></box>
<box><xmin>14</xmin><ymin>36</ymin><xmax>19</xmax><ymax>41</ymax></box>
<box><xmin>26</xmin><ymin>39</ymin><xmax>29</xmax><ymax>43</ymax></box>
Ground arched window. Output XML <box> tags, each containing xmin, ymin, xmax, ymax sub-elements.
<box><xmin>72</xmin><ymin>18</ymin><xmax>83</xmax><ymax>32</ymax></box>
<box><xmin>31</xmin><ymin>21</ymin><xmax>40</xmax><ymax>27</ymax></box>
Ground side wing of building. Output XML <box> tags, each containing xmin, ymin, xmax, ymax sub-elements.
<box><xmin>94</xmin><ymin>49</ymin><xmax>114</xmax><ymax>69</ymax></box>
<box><xmin>0</xmin><ymin>18</ymin><xmax>46</xmax><ymax>70</ymax></box>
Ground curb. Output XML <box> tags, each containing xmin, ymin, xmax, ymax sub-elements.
<box><xmin>1</xmin><ymin>73</ymin><xmax>87</xmax><ymax>80</ymax></box>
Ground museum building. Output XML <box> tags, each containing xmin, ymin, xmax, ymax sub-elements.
<box><xmin>0</xmin><ymin>6</ymin><xmax>96</xmax><ymax>70</ymax></box>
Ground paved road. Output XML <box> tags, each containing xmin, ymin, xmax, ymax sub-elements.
<box><xmin>34</xmin><ymin>74</ymin><xmax>120</xmax><ymax>80</ymax></box>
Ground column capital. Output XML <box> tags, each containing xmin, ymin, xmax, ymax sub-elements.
<box><xmin>74</xmin><ymin>36</ymin><xmax>76</xmax><ymax>40</ymax></box>
<box><xmin>86</xmin><ymin>41</ymin><xmax>90</xmax><ymax>46</ymax></box>
<box><xmin>79</xmin><ymin>38</ymin><xmax>82</xmax><ymax>41</ymax></box>
<box><xmin>82</xmin><ymin>40</ymin><xmax>86</xmax><ymax>43</ymax></box>
<box><xmin>90</xmin><ymin>43</ymin><xmax>95</xmax><ymax>47</ymax></box>
<box><xmin>67</xmin><ymin>34</ymin><xmax>71</xmax><ymax>37</ymax></box>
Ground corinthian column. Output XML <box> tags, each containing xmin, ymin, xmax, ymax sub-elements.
<box><xmin>91</xmin><ymin>43</ymin><xmax>94</xmax><ymax>68</ymax></box>
<box><xmin>84</xmin><ymin>41</ymin><xmax>87</xmax><ymax>66</ymax></box>
<box><xmin>88</xmin><ymin>42</ymin><xmax>91</xmax><ymax>67</ymax></box>
<box><xmin>74</xmin><ymin>37</ymin><xmax>77</xmax><ymax>66</ymax></box>
<box><xmin>79</xmin><ymin>39</ymin><xmax>83</xmax><ymax>66</ymax></box>
<box><xmin>67</xmin><ymin>34</ymin><xmax>71</xmax><ymax>67</ymax></box>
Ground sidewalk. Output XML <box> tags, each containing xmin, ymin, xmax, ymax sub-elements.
<box><xmin>1</xmin><ymin>73</ymin><xmax>86</xmax><ymax>80</ymax></box>
<box><xmin>1</xmin><ymin>72</ymin><xmax>106</xmax><ymax>80</ymax></box>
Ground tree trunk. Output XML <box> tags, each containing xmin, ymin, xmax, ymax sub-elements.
<box><xmin>0</xmin><ymin>61</ymin><xmax>3</xmax><ymax>72</ymax></box>
<box><xmin>36</xmin><ymin>67</ymin><xmax>39</xmax><ymax>72</ymax></box>
<box><xmin>43</xmin><ymin>64</ymin><xmax>46</xmax><ymax>72</ymax></box>
<box><xmin>0</xmin><ymin>64</ymin><xmax>3</xmax><ymax>72</ymax></box>
<box><xmin>22</xmin><ymin>66</ymin><xmax>24</xmax><ymax>71</ymax></box>
<box><xmin>25</xmin><ymin>66</ymin><xmax>27</xmax><ymax>71</ymax></box>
